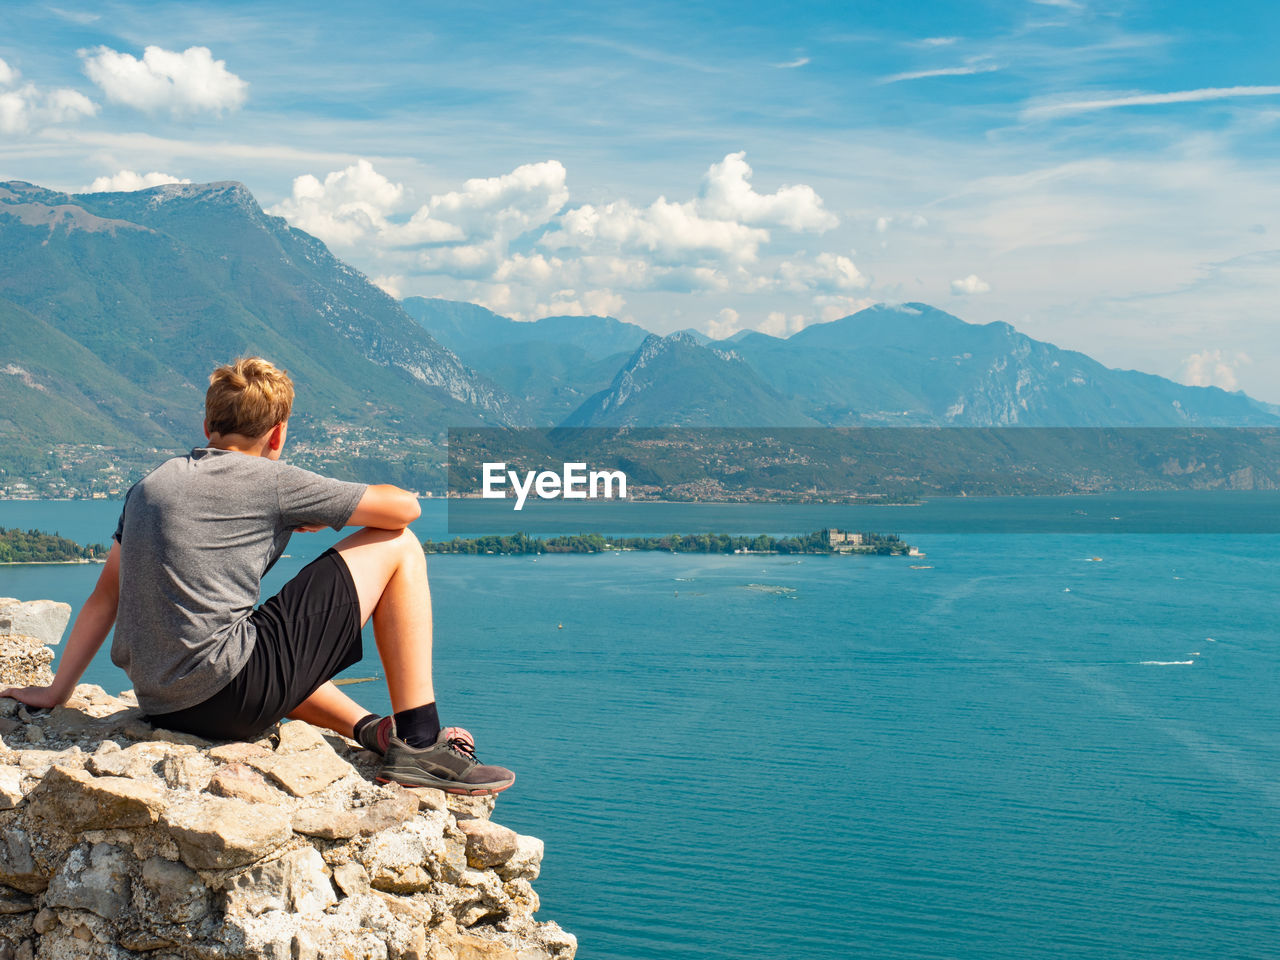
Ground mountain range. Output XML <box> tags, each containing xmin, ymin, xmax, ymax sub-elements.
<box><xmin>1</xmin><ymin>178</ymin><xmax>1276</xmax><ymax>495</ymax></box>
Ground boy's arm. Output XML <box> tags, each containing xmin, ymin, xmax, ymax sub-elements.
<box><xmin>345</xmin><ymin>484</ymin><xmax>421</xmax><ymax>530</ymax></box>
<box><xmin>0</xmin><ymin>541</ymin><xmax>121</xmax><ymax>710</ymax></box>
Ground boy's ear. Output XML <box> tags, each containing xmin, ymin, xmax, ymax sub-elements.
<box><xmin>203</xmin><ymin>420</ymin><xmax>211</xmax><ymax>440</ymax></box>
<box><xmin>268</xmin><ymin>421</ymin><xmax>287</xmax><ymax>451</ymax></box>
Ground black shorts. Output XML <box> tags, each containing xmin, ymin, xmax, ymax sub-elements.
<box><xmin>148</xmin><ymin>548</ymin><xmax>364</xmax><ymax>741</ymax></box>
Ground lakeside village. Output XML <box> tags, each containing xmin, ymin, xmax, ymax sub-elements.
<box><xmin>424</xmin><ymin>528</ymin><xmax>922</xmax><ymax>557</ymax></box>
<box><xmin>0</xmin><ymin>526</ymin><xmax>919</xmax><ymax>564</ymax></box>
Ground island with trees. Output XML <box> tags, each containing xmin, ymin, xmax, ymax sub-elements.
<box><xmin>422</xmin><ymin>528</ymin><xmax>913</xmax><ymax>556</ymax></box>
<box><xmin>0</xmin><ymin>528</ymin><xmax>107</xmax><ymax>564</ymax></box>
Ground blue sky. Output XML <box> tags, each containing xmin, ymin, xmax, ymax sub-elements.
<box><xmin>2</xmin><ymin>0</ymin><xmax>1278</xmax><ymax>399</ymax></box>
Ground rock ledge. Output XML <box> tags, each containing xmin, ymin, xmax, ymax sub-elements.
<box><xmin>0</xmin><ymin>601</ymin><xmax>575</xmax><ymax>960</ymax></box>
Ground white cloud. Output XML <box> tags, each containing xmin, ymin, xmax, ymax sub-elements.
<box><xmin>817</xmin><ymin>296</ymin><xmax>877</xmax><ymax>323</ymax></box>
<box><xmin>533</xmin><ymin>288</ymin><xmax>626</xmax><ymax>319</ymax></box>
<box><xmin>49</xmin><ymin>7</ymin><xmax>101</xmax><ymax>24</ymax></box>
<box><xmin>1024</xmin><ymin>85</ymin><xmax>1280</xmax><ymax>120</ymax></box>
<box><xmin>421</xmin><ymin>160</ymin><xmax>568</xmax><ymax>243</ymax></box>
<box><xmin>773</xmin><ymin>57</ymin><xmax>811</xmax><ymax>69</ymax></box>
<box><xmin>541</xmin><ymin>151</ymin><xmax>835</xmax><ymax>265</ymax></box>
<box><xmin>777</xmin><ymin>253</ymin><xmax>868</xmax><ymax>293</ymax></box>
<box><xmin>268</xmin><ymin>160</ymin><xmax>408</xmax><ymax>247</ymax></box>
<box><xmin>951</xmin><ymin>274</ymin><xmax>992</xmax><ymax>295</ymax></box>
<box><xmin>1179</xmin><ymin>349</ymin><xmax>1249</xmax><ymax>391</ymax></box>
<box><xmin>699</xmin><ymin>152</ymin><xmax>838</xmax><ymax>231</ymax></box>
<box><xmin>919</xmin><ymin>37</ymin><xmax>958</xmax><ymax>47</ymax></box>
<box><xmin>0</xmin><ymin>81</ymin><xmax>97</xmax><ymax>134</ymax></box>
<box><xmin>879</xmin><ymin>62</ymin><xmax>1001</xmax><ymax>84</ymax></box>
<box><xmin>759</xmin><ymin>311</ymin><xmax>812</xmax><ymax>338</ymax></box>
<box><xmin>706</xmin><ymin>307</ymin><xmax>742</xmax><ymax>339</ymax></box>
<box><xmin>0</xmin><ymin>58</ymin><xmax>17</xmax><ymax>87</ymax></box>
<box><xmin>81</xmin><ymin>45</ymin><xmax>247</xmax><ymax>115</ymax></box>
<box><xmin>372</xmin><ymin>274</ymin><xmax>404</xmax><ymax>299</ymax></box>
<box><xmin>85</xmin><ymin>169</ymin><xmax>191</xmax><ymax>192</ymax></box>
<box><xmin>544</xmin><ymin>196</ymin><xmax>770</xmax><ymax>263</ymax></box>
<box><xmin>270</xmin><ymin>153</ymin><xmax>864</xmax><ymax>330</ymax></box>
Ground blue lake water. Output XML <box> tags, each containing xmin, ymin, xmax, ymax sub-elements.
<box><xmin>2</xmin><ymin>497</ymin><xmax>1278</xmax><ymax>960</ymax></box>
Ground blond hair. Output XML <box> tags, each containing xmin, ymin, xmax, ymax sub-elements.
<box><xmin>205</xmin><ymin>357</ymin><xmax>294</xmax><ymax>439</ymax></box>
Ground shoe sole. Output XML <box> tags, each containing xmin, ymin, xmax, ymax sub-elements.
<box><xmin>375</xmin><ymin>773</ymin><xmax>515</xmax><ymax>796</ymax></box>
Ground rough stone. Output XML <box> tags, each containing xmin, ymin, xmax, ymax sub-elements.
<box><xmin>256</xmin><ymin>744</ymin><xmax>355</xmax><ymax>797</ymax></box>
<box><xmin>0</xmin><ymin>765</ymin><xmax>23</xmax><ymax>809</ymax></box>
<box><xmin>0</xmin><ymin>599</ymin><xmax>71</xmax><ymax>647</ymax></box>
<box><xmin>86</xmin><ymin>742</ymin><xmax>168</xmax><ymax>780</ymax></box>
<box><xmin>497</xmin><ymin>836</ymin><xmax>545</xmax><ymax>882</ymax></box>
<box><xmin>456</xmin><ymin>819</ymin><xmax>519</xmax><ymax>869</ymax></box>
<box><xmin>0</xmin><ymin>637</ymin><xmax>54</xmax><ymax>689</ymax></box>
<box><xmin>274</xmin><ymin>720</ymin><xmax>329</xmax><ymax>755</ymax></box>
<box><xmin>0</xmin><ymin>828</ymin><xmax>43</xmax><ymax>893</ymax></box>
<box><xmin>0</xmin><ymin>885</ymin><xmax>34</xmax><ymax>915</ymax></box>
<box><xmin>163</xmin><ymin>796</ymin><xmax>292</xmax><ymax>870</ymax></box>
<box><xmin>206</xmin><ymin>741</ymin><xmax>272</xmax><ymax>765</ymax></box>
<box><xmin>161</xmin><ymin>752</ymin><xmax>215</xmax><ymax>791</ymax></box>
<box><xmin>331</xmin><ymin>861</ymin><xmax>370</xmax><ymax>898</ymax></box>
<box><xmin>18</xmin><ymin>747</ymin><xmax>80</xmax><ymax>777</ymax></box>
<box><xmin>293</xmin><ymin>787</ymin><xmax>419</xmax><ymax>839</ymax></box>
<box><xmin>25</xmin><ymin>764</ymin><xmax>167</xmax><ymax>831</ymax></box>
<box><xmin>136</xmin><ymin>856</ymin><xmax>210</xmax><ymax>923</ymax></box>
<box><xmin>206</xmin><ymin>763</ymin><xmax>281</xmax><ymax>804</ymax></box>
<box><xmin>224</xmin><ymin>847</ymin><xmax>337</xmax><ymax>917</ymax></box>
<box><xmin>1</xmin><ymin>660</ymin><xmax>575</xmax><ymax>960</ymax></box>
<box><xmin>44</xmin><ymin>842</ymin><xmax>133</xmax><ymax>920</ymax></box>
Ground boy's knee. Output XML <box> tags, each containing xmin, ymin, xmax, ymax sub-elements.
<box><xmin>393</xmin><ymin>527</ymin><xmax>424</xmax><ymax>563</ymax></box>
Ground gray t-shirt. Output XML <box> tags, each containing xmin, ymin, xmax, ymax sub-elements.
<box><xmin>111</xmin><ymin>448</ymin><xmax>367</xmax><ymax>714</ymax></box>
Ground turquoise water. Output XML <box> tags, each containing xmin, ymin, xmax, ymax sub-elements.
<box><xmin>2</xmin><ymin>499</ymin><xmax>1278</xmax><ymax>959</ymax></box>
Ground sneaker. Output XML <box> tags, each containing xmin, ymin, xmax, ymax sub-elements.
<box><xmin>358</xmin><ymin>717</ymin><xmax>475</xmax><ymax>758</ymax></box>
<box><xmin>377</xmin><ymin>728</ymin><xmax>515</xmax><ymax>796</ymax></box>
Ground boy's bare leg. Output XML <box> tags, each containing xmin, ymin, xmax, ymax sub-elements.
<box><xmin>287</xmin><ymin>681</ymin><xmax>367</xmax><ymax>736</ymax></box>
<box><xmin>284</xmin><ymin>526</ymin><xmax>437</xmax><ymax>745</ymax></box>
<box><xmin>331</xmin><ymin>526</ymin><xmax>435</xmax><ymax>711</ymax></box>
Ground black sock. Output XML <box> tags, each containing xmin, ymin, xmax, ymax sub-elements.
<box><xmin>353</xmin><ymin>713</ymin><xmax>383</xmax><ymax>752</ymax></box>
<box><xmin>394</xmin><ymin>702</ymin><xmax>441</xmax><ymax>748</ymax></box>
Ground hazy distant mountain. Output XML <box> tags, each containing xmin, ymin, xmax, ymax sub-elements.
<box><xmin>561</xmin><ymin>332</ymin><xmax>818</xmax><ymax>427</ymax></box>
<box><xmin>403</xmin><ymin>297</ymin><xmax>649</xmax><ymax>423</ymax></box>
<box><xmin>729</xmin><ymin>303</ymin><xmax>1280</xmax><ymax>427</ymax></box>
<box><xmin>2</xmin><ymin>177</ymin><xmax>1274</xmax><ymax>497</ymax></box>
<box><xmin>0</xmin><ymin>180</ymin><xmax>513</xmax><ymax>487</ymax></box>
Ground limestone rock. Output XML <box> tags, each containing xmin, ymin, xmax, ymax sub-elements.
<box><xmin>256</xmin><ymin>743</ymin><xmax>355</xmax><ymax>797</ymax></box>
<box><xmin>331</xmin><ymin>861</ymin><xmax>370</xmax><ymax>898</ymax></box>
<box><xmin>0</xmin><ymin>827</ymin><xmax>43</xmax><ymax>893</ymax></box>
<box><xmin>44</xmin><ymin>842</ymin><xmax>133</xmax><ymax>920</ymax></box>
<box><xmin>0</xmin><ymin>599</ymin><xmax>71</xmax><ymax>647</ymax></box>
<box><xmin>292</xmin><ymin>787</ymin><xmax>419</xmax><ymax>839</ymax></box>
<box><xmin>497</xmin><ymin>836</ymin><xmax>544</xmax><ymax>882</ymax></box>
<box><xmin>0</xmin><ymin>663</ymin><xmax>575</xmax><ymax>960</ymax></box>
<box><xmin>85</xmin><ymin>742</ymin><xmax>168</xmax><ymax>781</ymax></box>
<box><xmin>163</xmin><ymin>796</ymin><xmax>292</xmax><ymax>870</ymax></box>
<box><xmin>0</xmin><ymin>885</ymin><xmax>34</xmax><ymax>915</ymax></box>
<box><xmin>224</xmin><ymin>847</ymin><xmax>337</xmax><ymax>917</ymax></box>
<box><xmin>161</xmin><ymin>752</ymin><xmax>215</xmax><ymax>791</ymax></box>
<box><xmin>0</xmin><ymin>765</ymin><xmax>22</xmax><ymax>809</ymax></box>
<box><xmin>25</xmin><ymin>764</ymin><xmax>167</xmax><ymax>831</ymax></box>
<box><xmin>0</xmin><ymin>636</ymin><xmax>54</xmax><ymax>688</ymax></box>
<box><xmin>206</xmin><ymin>762</ymin><xmax>281</xmax><ymax>804</ymax></box>
<box><xmin>207</xmin><ymin>741</ymin><xmax>272</xmax><ymax>764</ymax></box>
<box><xmin>136</xmin><ymin>856</ymin><xmax>210</xmax><ymax>923</ymax></box>
<box><xmin>274</xmin><ymin>720</ymin><xmax>329</xmax><ymax>754</ymax></box>
<box><xmin>456</xmin><ymin>819</ymin><xmax>519</xmax><ymax>869</ymax></box>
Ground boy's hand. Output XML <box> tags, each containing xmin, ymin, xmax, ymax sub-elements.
<box><xmin>0</xmin><ymin>684</ymin><xmax>68</xmax><ymax>711</ymax></box>
<box><xmin>295</xmin><ymin>524</ymin><xmax>326</xmax><ymax>533</ymax></box>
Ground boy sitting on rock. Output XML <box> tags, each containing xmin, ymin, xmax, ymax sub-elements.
<box><xmin>0</xmin><ymin>357</ymin><xmax>514</xmax><ymax>796</ymax></box>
